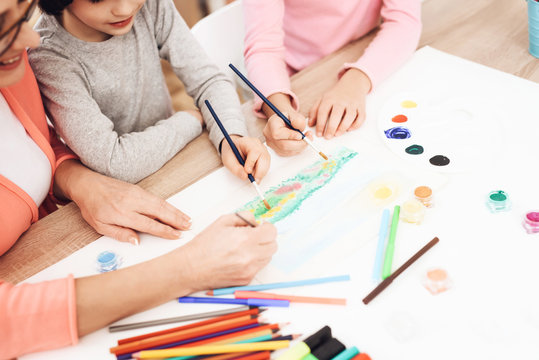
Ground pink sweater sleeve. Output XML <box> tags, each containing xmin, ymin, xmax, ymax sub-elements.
<box><xmin>243</xmin><ymin>0</ymin><xmax>300</xmax><ymax>117</ymax></box>
<box><xmin>343</xmin><ymin>0</ymin><xmax>422</xmax><ymax>89</ymax></box>
<box><xmin>0</xmin><ymin>275</ymin><xmax>78</xmax><ymax>359</ymax></box>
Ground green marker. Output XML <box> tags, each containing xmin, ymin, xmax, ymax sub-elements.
<box><xmin>382</xmin><ymin>205</ymin><xmax>400</xmax><ymax>279</ymax></box>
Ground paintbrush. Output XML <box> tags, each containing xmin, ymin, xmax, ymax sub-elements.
<box><xmin>228</xmin><ymin>64</ymin><xmax>328</xmax><ymax>161</ymax></box>
<box><xmin>205</xmin><ymin>100</ymin><xmax>270</xmax><ymax>210</ymax></box>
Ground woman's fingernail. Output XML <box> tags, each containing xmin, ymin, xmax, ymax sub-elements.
<box><xmin>129</xmin><ymin>237</ymin><xmax>139</xmax><ymax>246</ymax></box>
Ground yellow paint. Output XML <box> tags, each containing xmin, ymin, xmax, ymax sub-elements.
<box><xmin>373</xmin><ymin>186</ymin><xmax>392</xmax><ymax>199</ymax></box>
<box><xmin>261</xmin><ymin>193</ymin><xmax>296</xmax><ymax>219</ymax></box>
<box><xmin>401</xmin><ymin>100</ymin><xmax>417</xmax><ymax>108</ymax></box>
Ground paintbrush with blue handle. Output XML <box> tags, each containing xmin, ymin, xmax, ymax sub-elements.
<box><xmin>228</xmin><ymin>63</ymin><xmax>328</xmax><ymax>161</ymax></box>
<box><xmin>205</xmin><ymin>100</ymin><xmax>270</xmax><ymax>210</ymax></box>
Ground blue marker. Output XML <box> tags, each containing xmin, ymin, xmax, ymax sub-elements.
<box><xmin>373</xmin><ymin>209</ymin><xmax>390</xmax><ymax>282</ymax></box>
<box><xmin>178</xmin><ymin>296</ymin><xmax>290</xmax><ymax>307</ymax></box>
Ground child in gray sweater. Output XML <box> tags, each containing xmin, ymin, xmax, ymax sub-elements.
<box><xmin>29</xmin><ymin>0</ymin><xmax>270</xmax><ymax>184</ymax></box>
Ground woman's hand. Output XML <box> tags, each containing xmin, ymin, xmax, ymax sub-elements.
<box><xmin>176</xmin><ymin>212</ymin><xmax>278</xmax><ymax>292</ymax></box>
<box><xmin>220</xmin><ymin>135</ymin><xmax>271</xmax><ymax>183</ymax></box>
<box><xmin>54</xmin><ymin>160</ymin><xmax>191</xmax><ymax>245</ymax></box>
<box><xmin>309</xmin><ymin>68</ymin><xmax>371</xmax><ymax>139</ymax></box>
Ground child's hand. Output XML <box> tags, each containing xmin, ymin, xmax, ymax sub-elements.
<box><xmin>308</xmin><ymin>68</ymin><xmax>371</xmax><ymax>139</ymax></box>
<box><xmin>262</xmin><ymin>93</ymin><xmax>312</xmax><ymax>157</ymax></box>
<box><xmin>221</xmin><ymin>135</ymin><xmax>271</xmax><ymax>182</ymax></box>
<box><xmin>263</xmin><ymin>110</ymin><xmax>313</xmax><ymax>157</ymax></box>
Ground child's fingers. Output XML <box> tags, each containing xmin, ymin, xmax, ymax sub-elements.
<box><xmin>309</xmin><ymin>99</ymin><xmax>321</xmax><ymax>127</ymax></box>
<box><xmin>252</xmin><ymin>147</ymin><xmax>271</xmax><ymax>182</ymax></box>
<box><xmin>315</xmin><ymin>100</ymin><xmax>332</xmax><ymax>137</ymax></box>
<box><xmin>349</xmin><ymin>107</ymin><xmax>366</xmax><ymax>131</ymax></box>
<box><xmin>335</xmin><ymin>106</ymin><xmax>358</xmax><ymax>136</ymax></box>
<box><xmin>324</xmin><ymin>104</ymin><xmax>345</xmax><ymax>138</ymax></box>
<box><xmin>221</xmin><ymin>149</ymin><xmax>249</xmax><ymax>180</ymax></box>
<box><xmin>243</xmin><ymin>145</ymin><xmax>261</xmax><ymax>175</ymax></box>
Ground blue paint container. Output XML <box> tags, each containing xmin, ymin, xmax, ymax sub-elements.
<box><xmin>96</xmin><ymin>251</ymin><xmax>122</xmax><ymax>273</ymax></box>
<box><xmin>529</xmin><ymin>0</ymin><xmax>539</xmax><ymax>58</ymax></box>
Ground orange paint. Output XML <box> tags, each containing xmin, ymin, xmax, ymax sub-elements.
<box><xmin>392</xmin><ymin>114</ymin><xmax>408</xmax><ymax>123</ymax></box>
<box><xmin>414</xmin><ymin>186</ymin><xmax>433</xmax><ymax>207</ymax></box>
<box><xmin>423</xmin><ymin>268</ymin><xmax>451</xmax><ymax>295</ymax></box>
<box><xmin>427</xmin><ymin>269</ymin><xmax>447</xmax><ymax>281</ymax></box>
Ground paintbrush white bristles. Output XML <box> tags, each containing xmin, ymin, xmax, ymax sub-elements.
<box><xmin>303</xmin><ymin>137</ymin><xmax>328</xmax><ymax>160</ymax></box>
<box><xmin>252</xmin><ymin>181</ymin><xmax>271</xmax><ymax>210</ymax></box>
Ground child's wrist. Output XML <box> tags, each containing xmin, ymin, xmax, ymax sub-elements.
<box><xmin>342</xmin><ymin>68</ymin><xmax>372</xmax><ymax>95</ymax></box>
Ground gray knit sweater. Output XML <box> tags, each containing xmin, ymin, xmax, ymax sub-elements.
<box><xmin>29</xmin><ymin>0</ymin><xmax>247</xmax><ymax>183</ymax></box>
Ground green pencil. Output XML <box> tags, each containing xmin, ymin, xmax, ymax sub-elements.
<box><xmin>382</xmin><ymin>205</ymin><xmax>400</xmax><ymax>279</ymax></box>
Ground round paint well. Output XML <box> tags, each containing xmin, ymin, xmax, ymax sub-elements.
<box><xmin>405</xmin><ymin>144</ymin><xmax>424</xmax><ymax>155</ymax></box>
<box><xmin>96</xmin><ymin>251</ymin><xmax>121</xmax><ymax>273</ymax></box>
<box><xmin>401</xmin><ymin>100</ymin><xmax>417</xmax><ymax>108</ymax></box>
<box><xmin>523</xmin><ymin>211</ymin><xmax>539</xmax><ymax>234</ymax></box>
<box><xmin>374</xmin><ymin>186</ymin><xmax>393</xmax><ymax>200</ymax></box>
<box><xmin>385</xmin><ymin>127</ymin><xmax>411</xmax><ymax>139</ymax></box>
<box><xmin>423</xmin><ymin>268</ymin><xmax>452</xmax><ymax>295</ymax></box>
<box><xmin>400</xmin><ymin>199</ymin><xmax>426</xmax><ymax>224</ymax></box>
<box><xmin>414</xmin><ymin>186</ymin><xmax>433</xmax><ymax>207</ymax></box>
<box><xmin>392</xmin><ymin>114</ymin><xmax>408</xmax><ymax>123</ymax></box>
<box><xmin>429</xmin><ymin>155</ymin><xmax>450</xmax><ymax>166</ymax></box>
<box><xmin>486</xmin><ymin>190</ymin><xmax>510</xmax><ymax>213</ymax></box>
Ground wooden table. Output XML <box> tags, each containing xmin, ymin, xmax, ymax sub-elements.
<box><xmin>1</xmin><ymin>0</ymin><xmax>536</xmax><ymax>283</ymax></box>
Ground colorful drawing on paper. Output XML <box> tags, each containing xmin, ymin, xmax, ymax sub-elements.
<box><xmin>238</xmin><ymin>147</ymin><xmax>357</xmax><ymax>223</ymax></box>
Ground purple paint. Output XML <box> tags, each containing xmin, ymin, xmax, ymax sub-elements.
<box><xmin>384</xmin><ymin>126</ymin><xmax>411</xmax><ymax>139</ymax></box>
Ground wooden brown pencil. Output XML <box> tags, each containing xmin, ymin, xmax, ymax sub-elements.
<box><xmin>363</xmin><ymin>237</ymin><xmax>440</xmax><ymax>305</ymax></box>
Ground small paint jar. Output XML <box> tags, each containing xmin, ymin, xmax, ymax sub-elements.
<box><xmin>486</xmin><ymin>190</ymin><xmax>511</xmax><ymax>213</ymax></box>
<box><xmin>414</xmin><ymin>186</ymin><xmax>433</xmax><ymax>208</ymax></box>
<box><xmin>400</xmin><ymin>199</ymin><xmax>426</xmax><ymax>224</ymax></box>
<box><xmin>422</xmin><ymin>268</ymin><xmax>452</xmax><ymax>295</ymax></box>
<box><xmin>96</xmin><ymin>251</ymin><xmax>122</xmax><ymax>273</ymax></box>
<box><xmin>523</xmin><ymin>211</ymin><xmax>539</xmax><ymax>234</ymax></box>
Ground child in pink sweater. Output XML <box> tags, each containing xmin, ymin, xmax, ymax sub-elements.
<box><xmin>244</xmin><ymin>0</ymin><xmax>422</xmax><ymax>156</ymax></box>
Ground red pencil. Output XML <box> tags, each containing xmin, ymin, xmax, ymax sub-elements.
<box><xmin>117</xmin><ymin>308</ymin><xmax>263</xmax><ymax>345</ymax></box>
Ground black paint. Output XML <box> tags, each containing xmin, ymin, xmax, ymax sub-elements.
<box><xmin>429</xmin><ymin>155</ymin><xmax>450</xmax><ymax>166</ymax></box>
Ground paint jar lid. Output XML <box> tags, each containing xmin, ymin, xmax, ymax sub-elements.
<box><xmin>422</xmin><ymin>267</ymin><xmax>452</xmax><ymax>295</ymax></box>
<box><xmin>96</xmin><ymin>250</ymin><xmax>122</xmax><ymax>273</ymax></box>
<box><xmin>414</xmin><ymin>186</ymin><xmax>432</xmax><ymax>199</ymax></box>
<box><xmin>400</xmin><ymin>199</ymin><xmax>426</xmax><ymax>224</ymax></box>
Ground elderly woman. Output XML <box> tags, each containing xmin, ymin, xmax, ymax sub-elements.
<box><xmin>0</xmin><ymin>1</ymin><xmax>277</xmax><ymax>357</ymax></box>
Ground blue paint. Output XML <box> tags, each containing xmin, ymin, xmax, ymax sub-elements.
<box><xmin>385</xmin><ymin>126</ymin><xmax>411</xmax><ymax>139</ymax></box>
<box><xmin>96</xmin><ymin>251</ymin><xmax>121</xmax><ymax>273</ymax></box>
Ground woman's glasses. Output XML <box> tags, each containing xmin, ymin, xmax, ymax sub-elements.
<box><xmin>0</xmin><ymin>0</ymin><xmax>38</xmax><ymax>58</ymax></box>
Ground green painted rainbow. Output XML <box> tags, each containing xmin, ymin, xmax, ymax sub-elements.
<box><xmin>238</xmin><ymin>147</ymin><xmax>358</xmax><ymax>223</ymax></box>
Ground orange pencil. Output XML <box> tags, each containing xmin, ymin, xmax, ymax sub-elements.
<box><xmin>234</xmin><ymin>351</ymin><xmax>272</xmax><ymax>360</ymax></box>
<box><xmin>111</xmin><ymin>317</ymin><xmax>259</xmax><ymax>355</ymax></box>
<box><xmin>117</xmin><ymin>308</ymin><xmax>263</xmax><ymax>345</ymax></box>
<box><xmin>234</xmin><ymin>291</ymin><xmax>346</xmax><ymax>305</ymax></box>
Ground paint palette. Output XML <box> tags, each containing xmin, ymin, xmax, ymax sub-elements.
<box><xmin>378</xmin><ymin>93</ymin><xmax>503</xmax><ymax>172</ymax></box>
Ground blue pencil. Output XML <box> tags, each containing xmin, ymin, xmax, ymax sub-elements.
<box><xmin>179</xmin><ymin>296</ymin><xmax>290</xmax><ymax>307</ymax></box>
<box><xmin>207</xmin><ymin>275</ymin><xmax>351</xmax><ymax>296</ymax></box>
<box><xmin>204</xmin><ymin>100</ymin><xmax>270</xmax><ymax>210</ymax></box>
<box><xmin>228</xmin><ymin>64</ymin><xmax>328</xmax><ymax>160</ymax></box>
<box><xmin>372</xmin><ymin>209</ymin><xmax>390</xmax><ymax>282</ymax></box>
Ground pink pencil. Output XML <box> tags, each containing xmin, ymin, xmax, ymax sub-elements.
<box><xmin>234</xmin><ymin>291</ymin><xmax>346</xmax><ymax>305</ymax></box>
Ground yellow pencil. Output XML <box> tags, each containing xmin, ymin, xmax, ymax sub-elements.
<box><xmin>134</xmin><ymin>340</ymin><xmax>290</xmax><ymax>359</ymax></box>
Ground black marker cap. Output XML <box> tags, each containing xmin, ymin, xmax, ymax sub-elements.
<box><xmin>311</xmin><ymin>338</ymin><xmax>346</xmax><ymax>360</ymax></box>
<box><xmin>304</xmin><ymin>326</ymin><xmax>332</xmax><ymax>350</ymax></box>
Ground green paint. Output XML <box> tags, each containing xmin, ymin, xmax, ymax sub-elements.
<box><xmin>238</xmin><ymin>147</ymin><xmax>358</xmax><ymax>223</ymax></box>
<box><xmin>405</xmin><ymin>144</ymin><xmax>424</xmax><ymax>155</ymax></box>
<box><xmin>489</xmin><ymin>191</ymin><xmax>507</xmax><ymax>202</ymax></box>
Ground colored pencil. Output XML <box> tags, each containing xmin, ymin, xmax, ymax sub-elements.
<box><xmin>207</xmin><ymin>275</ymin><xmax>351</xmax><ymax>296</ymax></box>
<box><xmin>373</xmin><ymin>209</ymin><xmax>390</xmax><ymax>282</ymax></box>
<box><xmin>228</xmin><ymin>63</ymin><xmax>328</xmax><ymax>161</ymax></box>
<box><xmin>232</xmin><ymin>351</ymin><xmax>272</xmax><ymax>360</ymax></box>
<box><xmin>109</xmin><ymin>306</ymin><xmax>252</xmax><ymax>333</ymax></box>
<box><xmin>115</xmin><ymin>324</ymin><xmax>285</xmax><ymax>360</ymax></box>
<box><xmin>382</xmin><ymin>205</ymin><xmax>400</xmax><ymax>279</ymax></box>
<box><xmin>116</xmin><ymin>308</ymin><xmax>263</xmax><ymax>345</ymax></box>
<box><xmin>363</xmin><ymin>237</ymin><xmax>440</xmax><ymax>305</ymax></box>
<box><xmin>133</xmin><ymin>341</ymin><xmax>291</xmax><ymax>358</ymax></box>
<box><xmin>179</xmin><ymin>296</ymin><xmax>290</xmax><ymax>307</ymax></box>
<box><xmin>234</xmin><ymin>291</ymin><xmax>346</xmax><ymax>306</ymax></box>
<box><xmin>205</xmin><ymin>100</ymin><xmax>270</xmax><ymax>210</ymax></box>
<box><xmin>115</xmin><ymin>323</ymin><xmax>263</xmax><ymax>360</ymax></box>
<box><xmin>111</xmin><ymin>317</ymin><xmax>260</xmax><ymax>355</ymax></box>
